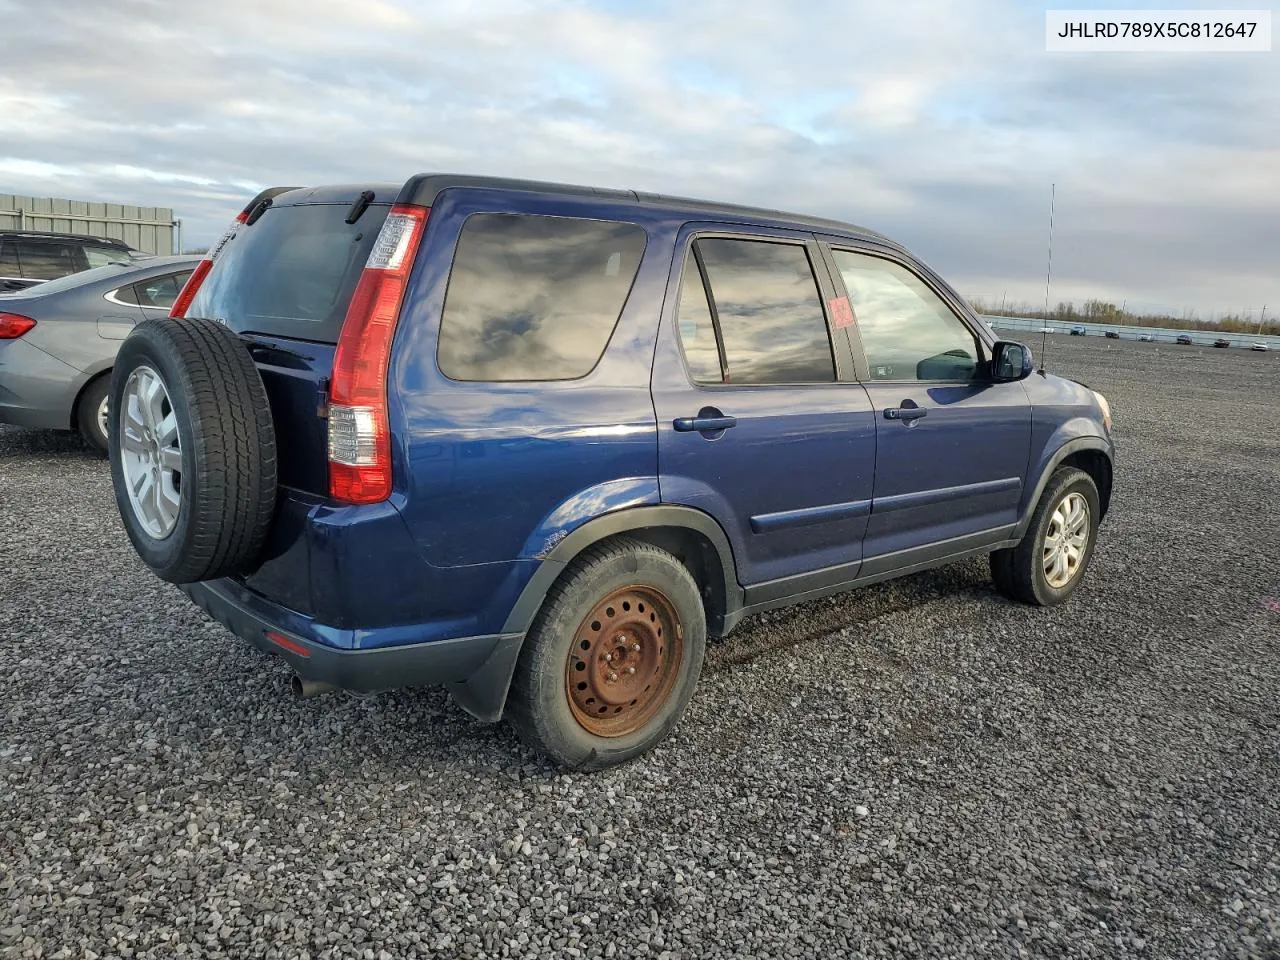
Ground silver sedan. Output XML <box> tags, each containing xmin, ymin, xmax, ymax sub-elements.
<box><xmin>0</xmin><ymin>255</ymin><xmax>199</xmax><ymax>451</ymax></box>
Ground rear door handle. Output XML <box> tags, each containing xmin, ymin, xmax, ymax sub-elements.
<box><xmin>884</xmin><ymin>406</ymin><xmax>927</xmax><ymax>421</ymax></box>
<box><xmin>673</xmin><ymin>415</ymin><xmax>737</xmax><ymax>432</ymax></box>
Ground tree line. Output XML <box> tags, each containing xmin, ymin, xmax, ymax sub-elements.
<box><xmin>969</xmin><ymin>298</ymin><xmax>1278</xmax><ymax>337</ymax></box>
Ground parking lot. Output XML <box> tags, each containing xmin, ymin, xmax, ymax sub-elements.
<box><xmin>1</xmin><ymin>335</ymin><xmax>1278</xmax><ymax>959</ymax></box>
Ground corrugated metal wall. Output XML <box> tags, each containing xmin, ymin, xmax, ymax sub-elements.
<box><xmin>0</xmin><ymin>194</ymin><xmax>180</xmax><ymax>255</ymax></box>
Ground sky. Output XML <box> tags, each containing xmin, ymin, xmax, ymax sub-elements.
<box><xmin>2</xmin><ymin>0</ymin><xmax>1276</xmax><ymax>317</ymax></box>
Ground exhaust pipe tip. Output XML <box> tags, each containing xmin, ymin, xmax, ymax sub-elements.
<box><xmin>291</xmin><ymin>675</ymin><xmax>337</xmax><ymax>699</ymax></box>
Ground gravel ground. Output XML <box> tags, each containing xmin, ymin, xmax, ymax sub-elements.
<box><xmin>2</xmin><ymin>336</ymin><xmax>1279</xmax><ymax>959</ymax></box>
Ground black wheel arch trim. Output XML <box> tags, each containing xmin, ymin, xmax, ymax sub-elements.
<box><xmin>457</xmin><ymin>506</ymin><xmax>743</xmax><ymax>724</ymax></box>
<box><xmin>501</xmin><ymin>505</ymin><xmax>743</xmax><ymax>637</ymax></box>
<box><xmin>1014</xmin><ymin>437</ymin><xmax>1114</xmax><ymax>541</ymax></box>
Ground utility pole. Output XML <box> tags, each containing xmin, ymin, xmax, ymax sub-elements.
<box><xmin>1258</xmin><ymin>305</ymin><xmax>1267</xmax><ymax>335</ymax></box>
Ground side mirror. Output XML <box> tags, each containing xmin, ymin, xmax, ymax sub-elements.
<box><xmin>991</xmin><ymin>341</ymin><xmax>1034</xmax><ymax>382</ymax></box>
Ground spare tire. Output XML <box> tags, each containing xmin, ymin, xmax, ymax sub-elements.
<box><xmin>107</xmin><ymin>318</ymin><xmax>278</xmax><ymax>584</ymax></box>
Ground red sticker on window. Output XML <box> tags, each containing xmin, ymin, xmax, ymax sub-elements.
<box><xmin>829</xmin><ymin>296</ymin><xmax>855</xmax><ymax>329</ymax></box>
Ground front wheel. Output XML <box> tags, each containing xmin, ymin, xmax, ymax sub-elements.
<box><xmin>991</xmin><ymin>466</ymin><xmax>1101</xmax><ymax>606</ymax></box>
<box><xmin>506</xmin><ymin>538</ymin><xmax>707</xmax><ymax>770</ymax></box>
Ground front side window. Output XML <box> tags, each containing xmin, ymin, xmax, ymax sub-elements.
<box><xmin>675</xmin><ymin>238</ymin><xmax>834</xmax><ymax>385</ymax></box>
<box><xmin>831</xmin><ymin>250</ymin><xmax>980</xmax><ymax>381</ymax></box>
<box><xmin>438</xmin><ymin>213</ymin><xmax>646</xmax><ymax>382</ymax></box>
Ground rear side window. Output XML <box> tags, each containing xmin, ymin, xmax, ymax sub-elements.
<box><xmin>0</xmin><ymin>241</ymin><xmax>17</xmax><ymax>276</ymax></box>
<box><xmin>437</xmin><ymin>213</ymin><xmax>646</xmax><ymax>381</ymax></box>
<box><xmin>189</xmin><ymin>203</ymin><xmax>390</xmax><ymax>342</ymax></box>
<box><xmin>676</xmin><ymin>238</ymin><xmax>834</xmax><ymax>384</ymax></box>
<box><xmin>133</xmin><ymin>271</ymin><xmax>193</xmax><ymax>309</ymax></box>
<box><xmin>17</xmin><ymin>240</ymin><xmax>85</xmax><ymax>280</ymax></box>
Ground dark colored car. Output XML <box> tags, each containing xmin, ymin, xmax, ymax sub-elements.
<box><xmin>105</xmin><ymin>176</ymin><xmax>1115</xmax><ymax>769</ymax></box>
<box><xmin>1176</xmin><ymin>334</ymin><xmax>1193</xmax><ymax>345</ymax></box>
<box><xmin>1214</xmin><ymin>338</ymin><xmax>1231</xmax><ymax>348</ymax></box>
<box><xmin>0</xmin><ymin>256</ymin><xmax>199</xmax><ymax>450</ymax></box>
<box><xmin>0</xmin><ymin>229</ymin><xmax>136</xmax><ymax>292</ymax></box>
<box><xmin>1105</xmin><ymin>330</ymin><xmax>1120</xmax><ymax>339</ymax></box>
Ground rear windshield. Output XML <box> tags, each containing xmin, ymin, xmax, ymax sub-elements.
<box><xmin>189</xmin><ymin>202</ymin><xmax>390</xmax><ymax>343</ymax></box>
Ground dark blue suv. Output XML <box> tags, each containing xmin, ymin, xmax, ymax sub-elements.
<box><xmin>107</xmin><ymin>175</ymin><xmax>1114</xmax><ymax>769</ymax></box>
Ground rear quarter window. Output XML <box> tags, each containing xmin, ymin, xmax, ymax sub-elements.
<box><xmin>437</xmin><ymin>213</ymin><xmax>646</xmax><ymax>381</ymax></box>
<box><xmin>133</xmin><ymin>271</ymin><xmax>194</xmax><ymax>310</ymax></box>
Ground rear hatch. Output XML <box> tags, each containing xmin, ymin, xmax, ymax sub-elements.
<box><xmin>186</xmin><ymin>186</ymin><xmax>397</xmax><ymax>496</ymax></box>
<box><xmin>184</xmin><ymin>185</ymin><xmax>399</xmax><ymax>611</ymax></box>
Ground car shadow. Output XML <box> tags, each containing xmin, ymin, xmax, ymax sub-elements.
<box><xmin>0</xmin><ymin>424</ymin><xmax>104</xmax><ymax>461</ymax></box>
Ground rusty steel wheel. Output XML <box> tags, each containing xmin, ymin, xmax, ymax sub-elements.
<box><xmin>565</xmin><ymin>585</ymin><xmax>684</xmax><ymax>737</ymax></box>
<box><xmin>505</xmin><ymin>538</ymin><xmax>707</xmax><ymax>770</ymax></box>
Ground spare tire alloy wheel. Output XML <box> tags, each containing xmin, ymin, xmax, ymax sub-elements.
<box><xmin>108</xmin><ymin>318</ymin><xmax>277</xmax><ymax>585</ymax></box>
<box><xmin>119</xmin><ymin>365</ymin><xmax>183</xmax><ymax>539</ymax></box>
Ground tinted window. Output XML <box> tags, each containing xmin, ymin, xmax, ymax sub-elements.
<box><xmin>18</xmin><ymin>240</ymin><xmax>84</xmax><ymax>280</ymax></box>
<box><xmin>692</xmin><ymin>238</ymin><xmax>834</xmax><ymax>384</ymax></box>
<box><xmin>674</xmin><ymin>258</ymin><xmax>723</xmax><ymax>383</ymax></box>
<box><xmin>0</xmin><ymin>241</ymin><xmax>17</xmax><ymax>276</ymax></box>
<box><xmin>133</xmin><ymin>271</ymin><xmax>193</xmax><ymax>309</ymax></box>
<box><xmin>189</xmin><ymin>202</ymin><xmax>390</xmax><ymax>342</ymax></box>
<box><xmin>438</xmin><ymin>214</ymin><xmax>646</xmax><ymax>381</ymax></box>
<box><xmin>109</xmin><ymin>282</ymin><xmax>140</xmax><ymax>305</ymax></box>
<box><xmin>84</xmin><ymin>247</ymin><xmax>127</xmax><ymax>269</ymax></box>
<box><xmin>832</xmin><ymin>251</ymin><xmax>980</xmax><ymax>381</ymax></box>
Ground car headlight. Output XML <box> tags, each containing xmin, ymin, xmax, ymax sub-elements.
<box><xmin>1093</xmin><ymin>391</ymin><xmax>1112</xmax><ymax>432</ymax></box>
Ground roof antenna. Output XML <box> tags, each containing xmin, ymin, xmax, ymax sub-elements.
<box><xmin>1039</xmin><ymin>182</ymin><xmax>1056</xmax><ymax>374</ymax></box>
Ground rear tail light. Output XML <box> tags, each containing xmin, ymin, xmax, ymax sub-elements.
<box><xmin>328</xmin><ymin>203</ymin><xmax>429</xmax><ymax>504</ymax></box>
<box><xmin>0</xmin><ymin>313</ymin><xmax>36</xmax><ymax>339</ymax></box>
<box><xmin>169</xmin><ymin>209</ymin><xmax>248</xmax><ymax>320</ymax></box>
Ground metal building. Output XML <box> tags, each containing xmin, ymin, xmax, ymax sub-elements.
<box><xmin>0</xmin><ymin>194</ymin><xmax>181</xmax><ymax>255</ymax></box>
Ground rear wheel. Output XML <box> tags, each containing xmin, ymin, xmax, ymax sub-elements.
<box><xmin>75</xmin><ymin>374</ymin><xmax>111</xmax><ymax>454</ymax></box>
<box><xmin>991</xmin><ymin>466</ymin><xmax>1100</xmax><ymax>606</ymax></box>
<box><xmin>108</xmin><ymin>319</ymin><xmax>278</xmax><ymax>584</ymax></box>
<box><xmin>506</xmin><ymin>539</ymin><xmax>707</xmax><ymax>770</ymax></box>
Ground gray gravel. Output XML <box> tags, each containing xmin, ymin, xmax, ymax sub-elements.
<box><xmin>2</xmin><ymin>336</ymin><xmax>1279</xmax><ymax>959</ymax></box>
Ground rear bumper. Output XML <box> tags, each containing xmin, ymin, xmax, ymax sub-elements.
<box><xmin>181</xmin><ymin>579</ymin><xmax>524</xmax><ymax>708</ymax></box>
<box><xmin>0</xmin><ymin>339</ymin><xmax>78</xmax><ymax>430</ymax></box>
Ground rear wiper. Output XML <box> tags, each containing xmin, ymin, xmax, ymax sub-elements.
<box><xmin>239</xmin><ymin>334</ymin><xmax>315</xmax><ymax>363</ymax></box>
<box><xmin>345</xmin><ymin>190</ymin><xmax>376</xmax><ymax>224</ymax></box>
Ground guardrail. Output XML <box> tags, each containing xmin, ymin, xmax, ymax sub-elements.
<box><xmin>981</xmin><ymin>315</ymin><xmax>1280</xmax><ymax>350</ymax></box>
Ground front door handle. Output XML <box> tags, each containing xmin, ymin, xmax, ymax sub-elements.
<box><xmin>673</xmin><ymin>415</ymin><xmax>737</xmax><ymax>432</ymax></box>
<box><xmin>884</xmin><ymin>406</ymin><xmax>928</xmax><ymax>422</ymax></box>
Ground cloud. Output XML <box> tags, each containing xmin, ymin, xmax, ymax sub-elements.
<box><xmin>1</xmin><ymin>0</ymin><xmax>1275</xmax><ymax>312</ymax></box>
